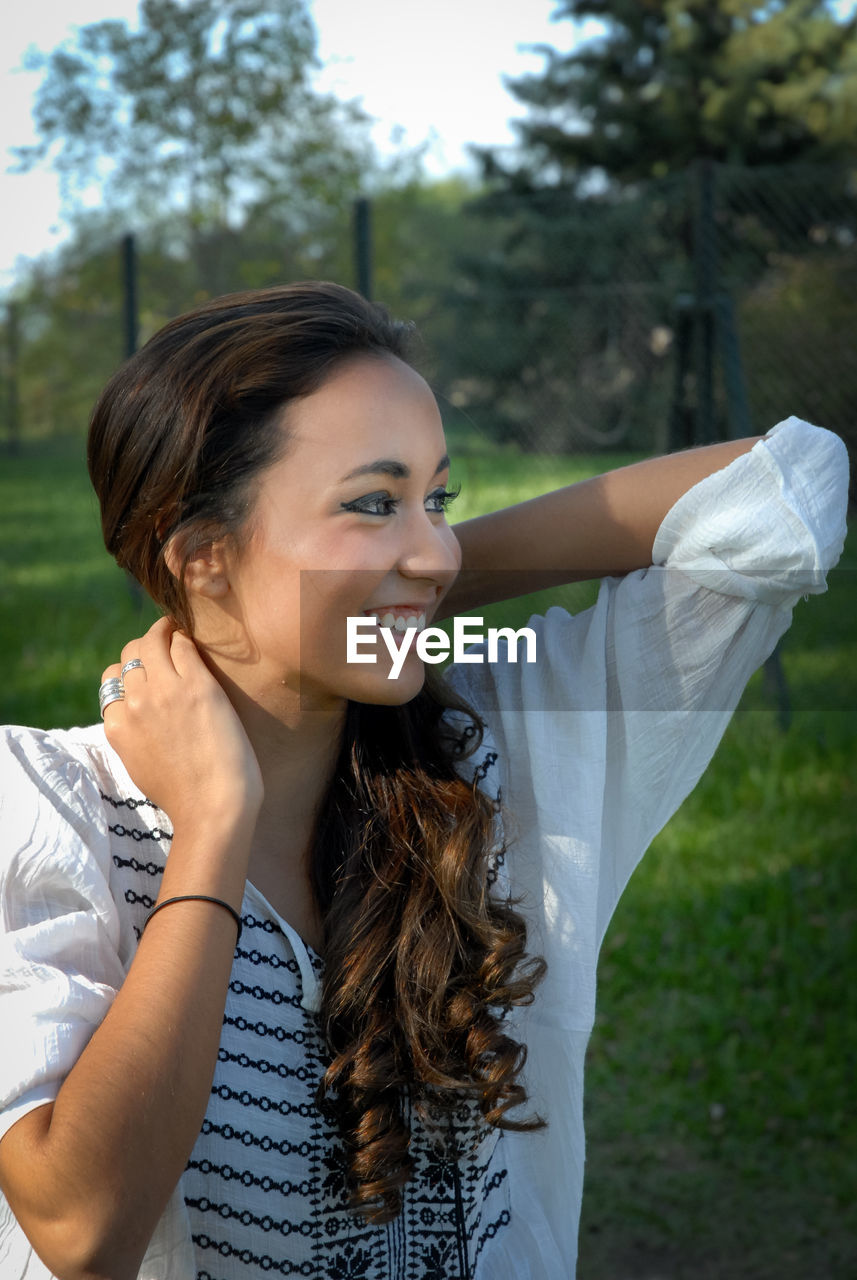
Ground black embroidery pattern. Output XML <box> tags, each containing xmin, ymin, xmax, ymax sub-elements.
<box><xmin>472</xmin><ymin>750</ymin><xmax>498</xmax><ymax>783</ymax></box>
<box><xmin>104</xmin><ymin>785</ymin><xmax>513</xmax><ymax>1277</ymax></box>
<box><xmin>108</xmin><ymin>821</ymin><xmax>170</xmax><ymax>843</ymax></box>
<box><xmin>104</xmin><ymin>789</ymin><xmax>171</xmax><ymax>937</ymax></box>
<box><xmin>184</xmin><ymin>916</ymin><xmax>511</xmax><ymax>1278</ymax></box>
<box><xmin>100</xmin><ymin>788</ymin><xmax>164</xmax><ymax>813</ymax></box>
<box><xmin>447</xmin><ymin>721</ymin><xmax>479</xmax><ymax>759</ymax></box>
<box><xmin>111</xmin><ymin>852</ymin><xmax>165</xmax><ymax>877</ymax></box>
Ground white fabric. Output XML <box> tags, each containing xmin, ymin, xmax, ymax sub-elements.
<box><xmin>0</xmin><ymin>416</ymin><xmax>849</xmax><ymax>1278</ymax></box>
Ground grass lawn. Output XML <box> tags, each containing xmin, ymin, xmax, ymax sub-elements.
<box><xmin>2</xmin><ymin>436</ymin><xmax>855</xmax><ymax>1278</ymax></box>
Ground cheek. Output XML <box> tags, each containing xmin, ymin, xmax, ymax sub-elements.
<box><xmin>293</xmin><ymin>570</ymin><xmax>381</xmax><ymax>672</ymax></box>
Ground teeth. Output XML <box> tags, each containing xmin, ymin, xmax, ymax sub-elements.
<box><xmin>364</xmin><ymin>610</ymin><xmax>427</xmax><ymax>631</ymax></box>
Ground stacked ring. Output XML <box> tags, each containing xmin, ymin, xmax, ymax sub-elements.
<box><xmin>98</xmin><ymin>677</ymin><xmax>125</xmax><ymax>717</ymax></box>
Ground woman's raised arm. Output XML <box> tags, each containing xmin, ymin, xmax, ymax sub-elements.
<box><xmin>439</xmin><ymin>434</ymin><xmax>763</xmax><ymax>618</ymax></box>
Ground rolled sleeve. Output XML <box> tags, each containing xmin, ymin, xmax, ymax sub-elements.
<box><xmin>651</xmin><ymin>416</ymin><xmax>849</xmax><ymax>605</ymax></box>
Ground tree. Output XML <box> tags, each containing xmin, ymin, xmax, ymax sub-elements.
<box><xmin>489</xmin><ymin>0</ymin><xmax>857</xmax><ymax>189</ymax></box>
<box><xmin>13</xmin><ymin>0</ymin><xmax>374</xmax><ymax>281</ymax></box>
<box><xmin>6</xmin><ymin>172</ymin><xmax>503</xmax><ymax>440</ymax></box>
<box><xmin>5</xmin><ymin>0</ymin><xmax>393</xmax><ymax>436</ymax></box>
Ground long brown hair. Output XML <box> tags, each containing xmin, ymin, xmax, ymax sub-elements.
<box><xmin>87</xmin><ymin>281</ymin><xmax>546</xmax><ymax>1222</ymax></box>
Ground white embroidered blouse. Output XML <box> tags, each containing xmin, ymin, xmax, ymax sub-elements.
<box><xmin>0</xmin><ymin>417</ymin><xmax>849</xmax><ymax>1279</ymax></box>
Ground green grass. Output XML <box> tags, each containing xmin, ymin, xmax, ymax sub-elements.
<box><xmin>2</xmin><ymin>437</ymin><xmax>855</xmax><ymax>1277</ymax></box>
<box><xmin>579</xmin><ymin>705</ymin><xmax>857</xmax><ymax>1279</ymax></box>
<box><xmin>0</xmin><ymin>439</ymin><xmax>160</xmax><ymax>726</ymax></box>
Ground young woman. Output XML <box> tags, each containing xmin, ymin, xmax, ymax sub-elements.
<box><xmin>0</xmin><ymin>282</ymin><xmax>848</xmax><ymax>1280</ymax></box>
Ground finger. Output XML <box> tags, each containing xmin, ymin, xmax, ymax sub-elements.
<box><xmin>119</xmin><ymin>643</ymin><xmax>148</xmax><ymax>684</ymax></box>
<box><xmin>100</xmin><ymin>693</ymin><xmax>126</xmax><ymax>729</ymax></box>
<box><xmin>98</xmin><ymin>665</ymin><xmax>126</xmax><ymax>725</ymax></box>
<box><xmin>168</xmin><ymin>627</ymin><xmax>206</xmax><ymax>679</ymax></box>
<box><xmin>133</xmin><ymin>616</ymin><xmax>180</xmax><ymax>680</ymax></box>
<box><xmin>120</xmin><ymin>658</ymin><xmax>147</xmax><ymax>684</ymax></box>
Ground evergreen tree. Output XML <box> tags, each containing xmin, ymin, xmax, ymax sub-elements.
<box><xmin>448</xmin><ymin>1</ymin><xmax>857</xmax><ymax>453</ymax></box>
<box><xmin>488</xmin><ymin>0</ymin><xmax>857</xmax><ymax>188</ymax></box>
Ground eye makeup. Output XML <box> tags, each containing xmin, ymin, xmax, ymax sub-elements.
<box><xmin>340</xmin><ymin>483</ymin><xmax>461</xmax><ymax>518</ymax></box>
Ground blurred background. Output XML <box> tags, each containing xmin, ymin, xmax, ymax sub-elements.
<box><xmin>3</xmin><ymin>0</ymin><xmax>857</xmax><ymax>468</ymax></box>
<box><xmin>1</xmin><ymin>3</ymin><xmax>855</xmax><ymax>1277</ymax></box>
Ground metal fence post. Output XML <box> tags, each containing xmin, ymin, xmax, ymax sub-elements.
<box><xmin>714</xmin><ymin>292</ymin><xmax>752</xmax><ymax>439</ymax></box>
<box><xmin>353</xmin><ymin>198</ymin><xmax>372</xmax><ymax>300</ymax></box>
<box><xmin>4</xmin><ymin>303</ymin><xmax>21</xmax><ymax>456</ymax></box>
<box><xmin>121</xmin><ymin>233</ymin><xmax>139</xmax><ymax>359</ymax></box>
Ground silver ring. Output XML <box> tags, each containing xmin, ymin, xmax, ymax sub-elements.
<box><xmin>120</xmin><ymin>658</ymin><xmax>145</xmax><ymax>678</ymax></box>
<box><xmin>98</xmin><ymin>677</ymin><xmax>125</xmax><ymax>717</ymax></box>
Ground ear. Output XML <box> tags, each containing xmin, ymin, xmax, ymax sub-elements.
<box><xmin>162</xmin><ymin>531</ymin><xmax>231</xmax><ymax>599</ymax></box>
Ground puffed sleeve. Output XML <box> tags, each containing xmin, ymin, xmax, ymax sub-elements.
<box><xmin>446</xmin><ymin>417</ymin><xmax>849</xmax><ymax>960</ymax></box>
<box><xmin>0</xmin><ymin>726</ymin><xmax>128</xmax><ymax>1140</ymax></box>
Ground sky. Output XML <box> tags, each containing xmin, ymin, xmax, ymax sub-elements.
<box><xmin>0</xmin><ymin>0</ymin><xmax>581</xmax><ymax>289</ymax></box>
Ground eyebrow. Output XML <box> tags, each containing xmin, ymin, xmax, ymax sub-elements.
<box><xmin>338</xmin><ymin>453</ymin><xmax>450</xmax><ymax>483</ymax></box>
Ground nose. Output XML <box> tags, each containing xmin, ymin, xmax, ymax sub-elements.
<box><xmin>395</xmin><ymin>506</ymin><xmax>461</xmax><ymax>595</ymax></box>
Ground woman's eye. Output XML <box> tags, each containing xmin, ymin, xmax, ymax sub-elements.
<box><xmin>426</xmin><ymin>483</ymin><xmax>461</xmax><ymax>514</ymax></box>
<box><xmin>341</xmin><ymin>493</ymin><xmax>400</xmax><ymax>517</ymax></box>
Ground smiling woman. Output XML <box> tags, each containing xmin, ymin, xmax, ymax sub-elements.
<box><xmin>0</xmin><ymin>281</ymin><xmax>849</xmax><ymax>1280</ymax></box>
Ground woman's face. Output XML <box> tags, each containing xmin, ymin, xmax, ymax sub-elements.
<box><xmin>196</xmin><ymin>353</ymin><xmax>462</xmax><ymax>716</ymax></box>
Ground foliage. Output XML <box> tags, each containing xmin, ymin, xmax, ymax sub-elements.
<box><xmin>365</xmin><ymin>175</ymin><xmax>511</xmax><ymax>396</ymax></box>
<box><xmin>436</xmin><ymin>178</ymin><xmax>688</xmax><ymax>452</ymax></box>
<box><xmin>490</xmin><ymin>0</ymin><xmax>857</xmax><ymax>188</ymax></box>
<box><xmin>733</xmin><ymin>224</ymin><xmax>857</xmax><ymax>481</ymax></box>
<box><xmin>13</xmin><ymin>0</ymin><xmax>373</xmax><ymax>243</ymax></box>
<box><xmin>441</xmin><ymin>3</ymin><xmax>857</xmax><ymax>455</ymax></box>
<box><xmin>2</xmin><ymin>172</ymin><xmax>499</xmax><ymax>441</ymax></box>
<box><xmin>4</xmin><ymin>0</ymin><xmax>480</xmax><ymax>439</ymax></box>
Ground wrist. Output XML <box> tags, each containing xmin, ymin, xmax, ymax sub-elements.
<box><xmin>167</xmin><ymin>790</ymin><xmax>260</xmax><ymax>845</ymax></box>
<box><xmin>159</xmin><ymin>812</ymin><xmax>257</xmax><ymax>906</ymax></box>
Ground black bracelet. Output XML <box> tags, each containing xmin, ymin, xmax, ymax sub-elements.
<box><xmin>142</xmin><ymin>894</ymin><xmax>243</xmax><ymax>946</ymax></box>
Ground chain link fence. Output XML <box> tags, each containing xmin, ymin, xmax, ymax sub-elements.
<box><xmin>410</xmin><ymin>164</ymin><xmax>857</xmax><ymax>480</ymax></box>
<box><xmin>2</xmin><ymin>162</ymin><xmax>856</xmax><ymax>498</ymax></box>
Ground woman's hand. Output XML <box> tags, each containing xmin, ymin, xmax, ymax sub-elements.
<box><xmin>100</xmin><ymin>616</ymin><xmax>263</xmax><ymax>836</ymax></box>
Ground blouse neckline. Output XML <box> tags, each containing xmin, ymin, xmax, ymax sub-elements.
<box><xmin>243</xmin><ymin>879</ymin><xmax>324</xmax><ymax>1013</ymax></box>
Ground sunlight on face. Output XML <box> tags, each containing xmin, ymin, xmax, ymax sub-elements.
<box><xmin>211</xmin><ymin>353</ymin><xmax>462</xmax><ymax>714</ymax></box>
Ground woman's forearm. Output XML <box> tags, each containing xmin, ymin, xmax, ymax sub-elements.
<box><xmin>0</xmin><ymin>818</ymin><xmax>255</xmax><ymax>1280</ymax></box>
<box><xmin>440</xmin><ymin>436</ymin><xmax>763</xmax><ymax>617</ymax></box>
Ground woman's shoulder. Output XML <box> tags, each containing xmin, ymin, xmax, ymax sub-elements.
<box><xmin>0</xmin><ymin>722</ymin><xmax>136</xmax><ymax>848</ymax></box>
<box><xmin>3</xmin><ymin>720</ymin><xmax>112</xmax><ymax>789</ymax></box>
